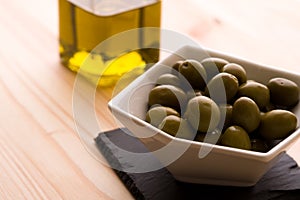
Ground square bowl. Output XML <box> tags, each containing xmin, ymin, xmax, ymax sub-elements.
<box><xmin>108</xmin><ymin>45</ymin><xmax>300</xmax><ymax>186</ymax></box>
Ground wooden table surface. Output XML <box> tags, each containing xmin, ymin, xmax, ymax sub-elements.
<box><xmin>1</xmin><ymin>0</ymin><xmax>300</xmax><ymax>199</ymax></box>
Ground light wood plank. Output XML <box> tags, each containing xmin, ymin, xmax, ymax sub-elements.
<box><xmin>0</xmin><ymin>0</ymin><xmax>299</xmax><ymax>199</ymax></box>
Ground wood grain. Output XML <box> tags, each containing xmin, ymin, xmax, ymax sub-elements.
<box><xmin>0</xmin><ymin>0</ymin><xmax>132</xmax><ymax>199</ymax></box>
<box><xmin>0</xmin><ymin>0</ymin><xmax>299</xmax><ymax>199</ymax></box>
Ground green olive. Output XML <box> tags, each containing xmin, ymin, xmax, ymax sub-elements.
<box><xmin>267</xmin><ymin>77</ymin><xmax>299</xmax><ymax>108</ymax></box>
<box><xmin>218</xmin><ymin>104</ymin><xmax>233</xmax><ymax>131</ymax></box>
<box><xmin>156</xmin><ymin>73</ymin><xmax>182</xmax><ymax>88</ymax></box>
<box><xmin>222</xmin><ymin>63</ymin><xmax>247</xmax><ymax>85</ymax></box>
<box><xmin>220</xmin><ymin>125</ymin><xmax>251</xmax><ymax>150</ymax></box>
<box><xmin>201</xmin><ymin>57</ymin><xmax>229</xmax><ymax>81</ymax></box>
<box><xmin>184</xmin><ymin>96</ymin><xmax>220</xmax><ymax>132</ymax></box>
<box><xmin>195</xmin><ymin>129</ymin><xmax>222</xmax><ymax>144</ymax></box>
<box><xmin>158</xmin><ymin>115</ymin><xmax>196</xmax><ymax>140</ymax></box>
<box><xmin>258</xmin><ymin>109</ymin><xmax>298</xmax><ymax>140</ymax></box>
<box><xmin>232</xmin><ymin>97</ymin><xmax>261</xmax><ymax>133</ymax></box>
<box><xmin>145</xmin><ymin>106</ymin><xmax>180</xmax><ymax>127</ymax></box>
<box><xmin>148</xmin><ymin>85</ymin><xmax>187</xmax><ymax>112</ymax></box>
<box><xmin>179</xmin><ymin>59</ymin><xmax>207</xmax><ymax>90</ymax></box>
<box><xmin>237</xmin><ymin>80</ymin><xmax>270</xmax><ymax>110</ymax></box>
<box><xmin>204</xmin><ymin>72</ymin><xmax>239</xmax><ymax>103</ymax></box>
<box><xmin>171</xmin><ymin>60</ymin><xmax>183</xmax><ymax>71</ymax></box>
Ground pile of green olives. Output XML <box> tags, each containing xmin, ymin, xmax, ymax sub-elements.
<box><xmin>145</xmin><ymin>57</ymin><xmax>299</xmax><ymax>152</ymax></box>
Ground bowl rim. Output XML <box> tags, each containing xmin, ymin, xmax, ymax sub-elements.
<box><xmin>108</xmin><ymin>45</ymin><xmax>300</xmax><ymax>163</ymax></box>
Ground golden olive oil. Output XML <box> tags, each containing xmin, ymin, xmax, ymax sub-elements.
<box><xmin>58</xmin><ymin>0</ymin><xmax>161</xmax><ymax>87</ymax></box>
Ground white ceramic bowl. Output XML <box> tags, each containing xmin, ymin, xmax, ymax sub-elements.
<box><xmin>108</xmin><ymin>45</ymin><xmax>300</xmax><ymax>186</ymax></box>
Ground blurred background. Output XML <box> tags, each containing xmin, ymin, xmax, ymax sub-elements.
<box><xmin>2</xmin><ymin>0</ymin><xmax>300</xmax><ymax>70</ymax></box>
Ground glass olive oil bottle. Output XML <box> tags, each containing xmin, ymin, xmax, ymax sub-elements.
<box><xmin>58</xmin><ymin>0</ymin><xmax>161</xmax><ymax>87</ymax></box>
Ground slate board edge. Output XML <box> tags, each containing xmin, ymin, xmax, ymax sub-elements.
<box><xmin>95</xmin><ymin>131</ymin><xmax>146</xmax><ymax>200</ymax></box>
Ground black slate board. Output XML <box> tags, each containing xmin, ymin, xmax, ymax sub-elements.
<box><xmin>95</xmin><ymin>128</ymin><xmax>300</xmax><ymax>200</ymax></box>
